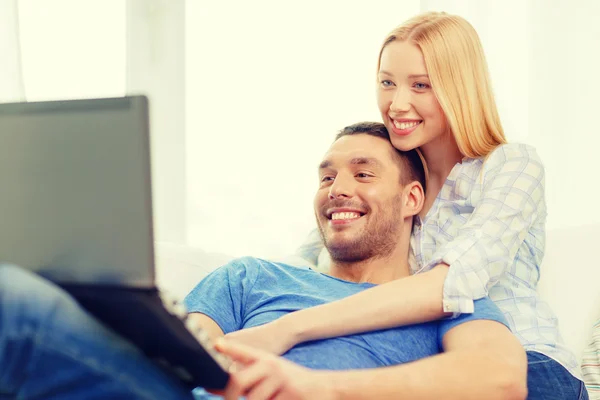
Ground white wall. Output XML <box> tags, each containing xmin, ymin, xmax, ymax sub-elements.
<box><xmin>13</xmin><ymin>0</ymin><xmax>600</xmax><ymax>259</ymax></box>
<box><xmin>185</xmin><ymin>0</ymin><xmax>600</xmax><ymax>259</ymax></box>
<box><xmin>185</xmin><ymin>0</ymin><xmax>421</xmax><ymax>258</ymax></box>
<box><xmin>527</xmin><ymin>0</ymin><xmax>600</xmax><ymax>230</ymax></box>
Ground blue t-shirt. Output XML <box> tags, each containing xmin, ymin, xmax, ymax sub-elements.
<box><xmin>184</xmin><ymin>256</ymin><xmax>508</xmax><ymax>370</ymax></box>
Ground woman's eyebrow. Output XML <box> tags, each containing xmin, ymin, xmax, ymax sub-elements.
<box><xmin>408</xmin><ymin>74</ymin><xmax>429</xmax><ymax>79</ymax></box>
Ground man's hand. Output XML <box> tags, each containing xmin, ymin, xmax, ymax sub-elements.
<box><xmin>224</xmin><ymin>319</ymin><xmax>296</xmax><ymax>356</ymax></box>
<box><xmin>215</xmin><ymin>339</ymin><xmax>335</xmax><ymax>400</ymax></box>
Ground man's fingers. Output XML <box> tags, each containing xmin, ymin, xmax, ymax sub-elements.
<box><xmin>216</xmin><ymin>338</ymin><xmax>265</xmax><ymax>364</ymax></box>
<box><xmin>224</xmin><ymin>361</ymin><xmax>272</xmax><ymax>400</ymax></box>
<box><xmin>223</xmin><ymin>378</ymin><xmax>244</xmax><ymax>400</ymax></box>
<box><xmin>244</xmin><ymin>375</ymin><xmax>283</xmax><ymax>400</ymax></box>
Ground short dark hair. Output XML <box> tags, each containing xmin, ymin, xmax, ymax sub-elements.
<box><xmin>335</xmin><ymin>122</ymin><xmax>426</xmax><ymax>192</ymax></box>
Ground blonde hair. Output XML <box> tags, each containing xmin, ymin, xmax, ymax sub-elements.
<box><xmin>378</xmin><ymin>12</ymin><xmax>506</xmax><ymax>158</ymax></box>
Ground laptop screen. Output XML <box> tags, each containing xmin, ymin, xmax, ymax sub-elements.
<box><xmin>0</xmin><ymin>96</ymin><xmax>155</xmax><ymax>288</ymax></box>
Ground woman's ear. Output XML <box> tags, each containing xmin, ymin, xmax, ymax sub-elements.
<box><xmin>402</xmin><ymin>181</ymin><xmax>425</xmax><ymax>218</ymax></box>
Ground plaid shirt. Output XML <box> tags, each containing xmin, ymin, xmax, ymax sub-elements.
<box><xmin>582</xmin><ymin>319</ymin><xmax>600</xmax><ymax>396</ymax></box>
<box><xmin>295</xmin><ymin>143</ymin><xmax>580</xmax><ymax>379</ymax></box>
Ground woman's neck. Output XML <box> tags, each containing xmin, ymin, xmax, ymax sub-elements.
<box><xmin>417</xmin><ymin>133</ymin><xmax>464</xmax><ymax>219</ymax></box>
<box><xmin>420</xmin><ymin>133</ymin><xmax>463</xmax><ymax>182</ymax></box>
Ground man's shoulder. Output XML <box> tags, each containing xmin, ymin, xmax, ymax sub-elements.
<box><xmin>225</xmin><ymin>256</ymin><xmax>313</xmax><ymax>276</ymax></box>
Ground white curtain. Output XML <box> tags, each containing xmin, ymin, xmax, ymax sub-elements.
<box><xmin>17</xmin><ymin>0</ymin><xmax>125</xmax><ymax>101</ymax></box>
<box><xmin>126</xmin><ymin>0</ymin><xmax>187</xmax><ymax>244</ymax></box>
<box><xmin>8</xmin><ymin>0</ymin><xmax>600</xmax><ymax>260</ymax></box>
<box><xmin>0</xmin><ymin>0</ymin><xmax>25</xmax><ymax>102</ymax></box>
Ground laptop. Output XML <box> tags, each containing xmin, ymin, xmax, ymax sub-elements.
<box><xmin>0</xmin><ymin>95</ymin><xmax>230</xmax><ymax>390</ymax></box>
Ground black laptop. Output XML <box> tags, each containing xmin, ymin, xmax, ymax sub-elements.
<box><xmin>0</xmin><ymin>95</ymin><xmax>230</xmax><ymax>390</ymax></box>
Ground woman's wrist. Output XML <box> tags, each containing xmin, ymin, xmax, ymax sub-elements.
<box><xmin>277</xmin><ymin>310</ymin><xmax>311</xmax><ymax>347</ymax></box>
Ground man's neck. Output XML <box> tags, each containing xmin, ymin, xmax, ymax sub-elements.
<box><xmin>327</xmin><ymin>236</ymin><xmax>411</xmax><ymax>284</ymax></box>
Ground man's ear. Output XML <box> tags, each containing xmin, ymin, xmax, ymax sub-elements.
<box><xmin>401</xmin><ymin>181</ymin><xmax>425</xmax><ymax>218</ymax></box>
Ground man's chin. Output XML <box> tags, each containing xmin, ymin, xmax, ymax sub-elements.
<box><xmin>325</xmin><ymin>233</ymin><xmax>360</xmax><ymax>248</ymax></box>
<box><xmin>325</xmin><ymin>238</ymin><xmax>370</xmax><ymax>262</ymax></box>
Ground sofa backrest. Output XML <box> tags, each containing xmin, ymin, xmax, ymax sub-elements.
<box><xmin>537</xmin><ymin>223</ymin><xmax>600</xmax><ymax>365</ymax></box>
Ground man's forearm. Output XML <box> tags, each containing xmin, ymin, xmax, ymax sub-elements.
<box><xmin>323</xmin><ymin>350</ymin><xmax>527</xmax><ymax>400</ymax></box>
<box><xmin>283</xmin><ymin>264</ymin><xmax>450</xmax><ymax>344</ymax></box>
<box><xmin>187</xmin><ymin>312</ymin><xmax>225</xmax><ymax>342</ymax></box>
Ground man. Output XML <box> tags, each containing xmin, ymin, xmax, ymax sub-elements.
<box><xmin>185</xmin><ymin>122</ymin><xmax>527</xmax><ymax>400</ymax></box>
<box><xmin>0</xmin><ymin>122</ymin><xmax>526</xmax><ymax>400</ymax></box>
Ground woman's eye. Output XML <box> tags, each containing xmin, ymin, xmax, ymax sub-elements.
<box><xmin>356</xmin><ymin>173</ymin><xmax>373</xmax><ymax>178</ymax></box>
<box><xmin>414</xmin><ymin>82</ymin><xmax>430</xmax><ymax>90</ymax></box>
<box><xmin>380</xmin><ymin>80</ymin><xmax>394</xmax><ymax>87</ymax></box>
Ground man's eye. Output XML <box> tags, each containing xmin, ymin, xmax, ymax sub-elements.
<box><xmin>356</xmin><ymin>173</ymin><xmax>373</xmax><ymax>178</ymax></box>
<box><xmin>320</xmin><ymin>176</ymin><xmax>334</xmax><ymax>182</ymax></box>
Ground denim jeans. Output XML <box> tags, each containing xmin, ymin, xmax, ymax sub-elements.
<box><xmin>0</xmin><ymin>264</ymin><xmax>193</xmax><ymax>400</ymax></box>
<box><xmin>527</xmin><ymin>351</ymin><xmax>589</xmax><ymax>400</ymax></box>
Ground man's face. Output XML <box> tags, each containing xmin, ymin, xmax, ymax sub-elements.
<box><xmin>314</xmin><ymin>134</ymin><xmax>406</xmax><ymax>263</ymax></box>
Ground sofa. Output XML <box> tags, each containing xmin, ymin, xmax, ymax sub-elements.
<box><xmin>155</xmin><ymin>222</ymin><xmax>600</xmax><ymax>376</ymax></box>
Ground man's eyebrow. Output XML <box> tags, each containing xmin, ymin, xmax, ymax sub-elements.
<box><xmin>319</xmin><ymin>157</ymin><xmax>383</xmax><ymax>171</ymax></box>
<box><xmin>350</xmin><ymin>157</ymin><xmax>382</xmax><ymax>168</ymax></box>
<box><xmin>319</xmin><ymin>160</ymin><xmax>332</xmax><ymax>170</ymax></box>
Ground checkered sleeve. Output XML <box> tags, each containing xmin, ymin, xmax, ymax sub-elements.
<box><xmin>427</xmin><ymin>144</ymin><xmax>547</xmax><ymax>315</ymax></box>
<box><xmin>582</xmin><ymin>319</ymin><xmax>600</xmax><ymax>396</ymax></box>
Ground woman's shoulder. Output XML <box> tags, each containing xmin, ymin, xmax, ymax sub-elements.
<box><xmin>483</xmin><ymin>142</ymin><xmax>544</xmax><ymax>171</ymax></box>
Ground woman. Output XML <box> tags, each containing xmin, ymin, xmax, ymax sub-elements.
<box><xmin>225</xmin><ymin>11</ymin><xmax>588</xmax><ymax>399</ymax></box>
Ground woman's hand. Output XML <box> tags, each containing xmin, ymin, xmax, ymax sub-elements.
<box><xmin>215</xmin><ymin>339</ymin><xmax>335</xmax><ymax>400</ymax></box>
<box><xmin>224</xmin><ymin>318</ymin><xmax>298</xmax><ymax>356</ymax></box>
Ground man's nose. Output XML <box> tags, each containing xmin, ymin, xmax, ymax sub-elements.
<box><xmin>328</xmin><ymin>175</ymin><xmax>353</xmax><ymax>200</ymax></box>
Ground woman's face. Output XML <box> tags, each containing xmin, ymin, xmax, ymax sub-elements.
<box><xmin>376</xmin><ymin>40</ymin><xmax>448</xmax><ymax>152</ymax></box>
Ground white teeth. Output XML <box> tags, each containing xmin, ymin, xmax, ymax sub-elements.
<box><xmin>393</xmin><ymin>120</ymin><xmax>420</xmax><ymax>130</ymax></box>
<box><xmin>331</xmin><ymin>212</ymin><xmax>361</xmax><ymax>220</ymax></box>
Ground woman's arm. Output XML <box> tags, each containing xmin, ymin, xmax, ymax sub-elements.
<box><xmin>282</xmin><ymin>263</ymin><xmax>450</xmax><ymax>344</ymax></box>
<box><xmin>225</xmin><ymin>263</ymin><xmax>450</xmax><ymax>353</ymax></box>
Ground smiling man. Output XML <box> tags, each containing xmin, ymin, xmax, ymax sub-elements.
<box><xmin>185</xmin><ymin>122</ymin><xmax>527</xmax><ymax>399</ymax></box>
